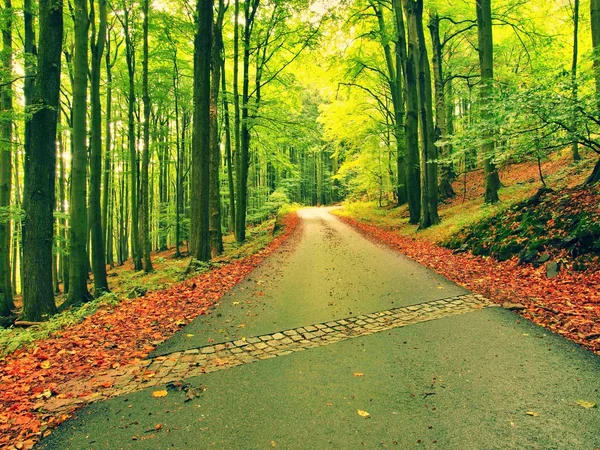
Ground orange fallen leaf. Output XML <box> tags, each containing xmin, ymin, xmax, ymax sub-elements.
<box><xmin>152</xmin><ymin>390</ymin><xmax>168</xmax><ymax>398</ymax></box>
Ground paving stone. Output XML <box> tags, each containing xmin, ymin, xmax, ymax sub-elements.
<box><xmin>53</xmin><ymin>293</ymin><xmax>490</xmax><ymax>408</ymax></box>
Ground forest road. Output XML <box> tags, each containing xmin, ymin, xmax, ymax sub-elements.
<box><xmin>38</xmin><ymin>207</ymin><xmax>600</xmax><ymax>449</ymax></box>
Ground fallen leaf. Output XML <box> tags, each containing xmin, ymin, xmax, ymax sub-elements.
<box><xmin>525</xmin><ymin>411</ymin><xmax>540</xmax><ymax>417</ymax></box>
<box><xmin>40</xmin><ymin>361</ymin><xmax>51</xmax><ymax>369</ymax></box>
<box><xmin>576</xmin><ymin>400</ymin><xmax>597</xmax><ymax>409</ymax></box>
<box><xmin>186</xmin><ymin>334</ymin><xmax>195</xmax><ymax>337</ymax></box>
<box><xmin>357</xmin><ymin>409</ymin><xmax>370</xmax><ymax>418</ymax></box>
<box><xmin>152</xmin><ymin>390</ymin><xmax>168</xmax><ymax>398</ymax></box>
<box><xmin>353</xmin><ymin>372</ymin><xmax>364</xmax><ymax>377</ymax></box>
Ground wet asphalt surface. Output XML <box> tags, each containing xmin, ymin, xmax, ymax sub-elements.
<box><xmin>38</xmin><ymin>208</ymin><xmax>600</xmax><ymax>449</ymax></box>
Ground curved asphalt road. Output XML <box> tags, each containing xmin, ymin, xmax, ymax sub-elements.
<box><xmin>38</xmin><ymin>208</ymin><xmax>600</xmax><ymax>449</ymax></box>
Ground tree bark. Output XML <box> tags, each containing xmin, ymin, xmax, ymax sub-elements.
<box><xmin>122</xmin><ymin>3</ymin><xmax>142</xmax><ymax>270</ymax></box>
<box><xmin>429</xmin><ymin>12</ymin><xmax>455</xmax><ymax>200</ymax></box>
<box><xmin>0</xmin><ymin>0</ymin><xmax>13</xmax><ymax>316</ymax></box>
<box><xmin>404</xmin><ymin>0</ymin><xmax>439</xmax><ymax>228</ymax></box>
<box><xmin>140</xmin><ymin>0</ymin><xmax>153</xmax><ymax>272</ymax></box>
<box><xmin>22</xmin><ymin>0</ymin><xmax>63</xmax><ymax>321</ymax></box>
<box><xmin>65</xmin><ymin>0</ymin><xmax>92</xmax><ymax>308</ymax></box>
<box><xmin>571</xmin><ymin>0</ymin><xmax>582</xmax><ymax>162</ymax></box>
<box><xmin>476</xmin><ymin>0</ymin><xmax>500</xmax><ymax>203</ymax></box>
<box><xmin>369</xmin><ymin>0</ymin><xmax>407</xmax><ymax>206</ymax></box>
<box><xmin>222</xmin><ymin>57</ymin><xmax>236</xmax><ymax>231</ymax></box>
<box><xmin>89</xmin><ymin>0</ymin><xmax>109</xmax><ymax>296</ymax></box>
<box><xmin>393</xmin><ymin>0</ymin><xmax>420</xmax><ymax>224</ymax></box>
<box><xmin>190</xmin><ymin>0</ymin><xmax>213</xmax><ymax>261</ymax></box>
<box><xmin>592</xmin><ymin>0</ymin><xmax>600</xmax><ymax>113</ymax></box>
<box><xmin>209</xmin><ymin>0</ymin><xmax>225</xmax><ymax>257</ymax></box>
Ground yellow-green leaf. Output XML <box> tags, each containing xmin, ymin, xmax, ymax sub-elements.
<box><xmin>576</xmin><ymin>400</ymin><xmax>597</xmax><ymax>409</ymax></box>
<box><xmin>357</xmin><ymin>409</ymin><xmax>370</xmax><ymax>418</ymax></box>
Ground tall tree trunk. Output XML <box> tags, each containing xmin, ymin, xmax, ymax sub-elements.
<box><xmin>209</xmin><ymin>1</ymin><xmax>225</xmax><ymax>257</ymax></box>
<box><xmin>172</xmin><ymin>47</ymin><xmax>182</xmax><ymax>257</ymax></box>
<box><xmin>103</xmin><ymin>30</ymin><xmax>116</xmax><ymax>266</ymax></box>
<box><xmin>476</xmin><ymin>0</ymin><xmax>500</xmax><ymax>203</ymax></box>
<box><xmin>233</xmin><ymin>0</ymin><xmax>242</xmax><ymax>241</ymax></box>
<box><xmin>190</xmin><ymin>0</ymin><xmax>213</xmax><ymax>261</ymax></box>
<box><xmin>89</xmin><ymin>0</ymin><xmax>109</xmax><ymax>296</ymax></box>
<box><xmin>369</xmin><ymin>0</ymin><xmax>407</xmax><ymax>206</ymax></box>
<box><xmin>571</xmin><ymin>0</ymin><xmax>582</xmax><ymax>162</ymax></box>
<box><xmin>140</xmin><ymin>0</ymin><xmax>153</xmax><ymax>272</ymax></box>
<box><xmin>0</xmin><ymin>0</ymin><xmax>13</xmax><ymax>316</ymax></box>
<box><xmin>65</xmin><ymin>0</ymin><xmax>92</xmax><ymax>307</ymax></box>
<box><xmin>235</xmin><ymin>0</ymin><xmax>258</xmax><ymax>243</ymax></box>
<box><xmin>405</xmin><ymin>0</ymin><xmax>439</xmax><ymax>228</ymax></box>
<box><xmin>429</xmin><ymin>12</ymin><xmax>455</xmax><ymax>200</ymax></box>
<box><xmin>22</xmin><ymin>0</ymin><xmax>63</xmax><ymax>321</ymax></box>
<box><xmin>393</xmin><ymin>0</ymin><xmax>420</xmax><ymax>224</ymax></box>
<box><xmin>122</xmin><ymin>4</ymin><xmax>142</xmax><ymax>270</ymax></box>
<box><xmin>222</xmin><ymin>58</ymin><xmax>236</xmax><ymax>231</ymax></box>
<box><xmin>58</xmin><ymin>115</ymin><xmax>68</xmax><ymax>294</ymax></box>
<box><xmin>588</xmin><ymin>0</ymin><xmax>600</xmax><ymax>184</ymax></box>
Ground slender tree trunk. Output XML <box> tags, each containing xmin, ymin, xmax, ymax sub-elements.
<box><xmin>89</xmin><ymin>0</ymin><xmax>109</xmax><ymax>296</ymax></box>
<box><xmin>122</xmin><ymin>5</ymin><xmax>142</xmax><ymax>270</ymax></box>
<box><xmin>103</xmin><ymin>32</ymin><xmax>116</xmax><ymax>266</ymax></box>
<box><xmin>0</xmin><ymin>0</ymin><xmax>13</xmax><ymax>316</ymax></box>
<box><xmin>65</xmin><ymin>0</ymin><xmax>92</xmax><ymax>307</ymax></box>
<box><xmin>588</xmin><ymin>0</ymin><xmax>600</xmax><ymax>184</ymax></box>
<box><xmin>370</xmin><ymin>0</ymin><xmax>406</xmax><ymax>206</ymax></box>
<box><xmin>405</xmin><ymin>0</ymin><xmax>439</xmax><ymax>228</ymax></box>
<box><xmin>22</xmin><ymin>0</ymin><xmax>63</xmax><ymax>321</ymax></box>
<box><xmin>235</xmin><ymin>0</ymin><xmax>257</xmax><ymax>243</ymax></box>
<box><xmin>571</xmin><ymin>0</ymin><xmax>582</xmax><ymax>162</ymax></box>
<box><xmin>172</xmin><ymin>50</ymin><xmax>182</xmax><ymax>257</ymax></box>
<box><xmin>429</xmin><ymin>12</ymin><xmax>455</xmax><ymax>200</ymax></box>
<box><xmin>190</xmin><ymin>0</ymin><xmax>213</xmax><ymax>261</ymax></box>
<box><xmin>140</xmin><ymin>0</ymin><xmax>153</xmax><ymax>272</ymax></box>
<box><xmin>222</xmin><ymin>59</ymin><xmax>236</xmax><ymax>231</ymax></box>
<box><xmin>592</xmin><ymin>0</ymin><xmax>600</xmax><ymax>113</ymax></box>
<box><xmin>476</xmin><ymin>0</ymin><xmax>500</xmax><ymax>203</ymax></box>
<box><xmin>393</xmin><ymin>0</ymin><xmax>420</xmax><ymax>224</ymax></box>
<box><xmin>209</xmin><ymin>1</ymin><xmax>225</xmax><ymax>257</ymax></box>
<box><xmin>233</xmin><ymin>0</ymin><xmax>242</xmax><ymax>241</ymax></box>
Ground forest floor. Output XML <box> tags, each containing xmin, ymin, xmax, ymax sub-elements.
<box><xmin>334</xmin><ymin>149</ymin><xmax>600</xmax><ymax>356</ymax></box>
<box><xmin>0</xmin><ymin>213</ymin><xmax>299</xmax><ymax>449</ymax></box>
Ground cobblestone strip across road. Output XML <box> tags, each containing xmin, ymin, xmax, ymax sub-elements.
<box><xmin>44</xmin><ymin>294</ymin><xmax>493</xmax><ymax>412</ymax></box>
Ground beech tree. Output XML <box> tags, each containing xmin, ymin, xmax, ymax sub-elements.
<box><xmin>22</xmin><ymin>0</ymin><xmax>63</xmax><ymax>321</ymax></box>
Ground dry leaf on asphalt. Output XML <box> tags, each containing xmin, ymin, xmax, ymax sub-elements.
<box><xmin>576</xmin><ymin>400</ymin><xmax>597</xmax><ymax>409</ymax></box>
<box><xmin>353</xmin><ymin>372</ymin><xmax>364</xmax><ymax>377</ymax></box>
<box><xmin>525</xmin><ymin>411</ymin><xmax>540</xmax><ymax>417</ymax></box>
<box><xmin>152</xmin><ymin>390</ymin><xmax>168</xmax><ymax>398</ymax></box>
<box><xmin>357</xmin><ymin>409</ymin><xmax>370</xmax><ymax>418</ymax></box>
